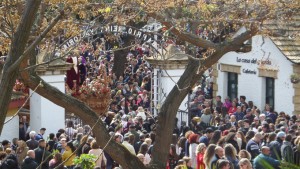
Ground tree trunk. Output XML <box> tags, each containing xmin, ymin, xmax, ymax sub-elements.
<box><xmin>112</xmin><ymin>35</ymin><xmax>135</xmax><ymax>78</ymax></box>
<box><xmin>150</xmin><ymin>58</ymin><xmax>202</xmax><ymax>168</ymax></box>
<box><xmin>112</xmin><ymin>21</ymin><xmax>146</xmax><ymax>78</ymax></box>
<box><xmin>112</xmin><ymin>49</ymin><xmax>128</xmax><ymax>78</ymax></box>
<box><xmin>0</xmin><ymin>0</ymin><xmax>42</xmax><ymax>133</ymax></box>
<box><xmin>0</xmin><ymin>62</ymin><xmax>4</xmax><ymax>83</ymax></box>
<box><xmin>0</xmin><ymin>71</ymin><xmax>19</xmax><ymax>130</ymax></box>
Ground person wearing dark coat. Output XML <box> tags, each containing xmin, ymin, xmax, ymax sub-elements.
<box><xmin>281</xmin><ymin>134</ymin><xmax>294</xmax><ymax>163</ymax></box>
<box><xmin>34</xmin><ymin>139</ymin><xmax>52</xmax><ymax>169</ymax></box>
<box><xmin>21</xmin><ymin>150</ymin><xmax>38</xmax><ymax>169</ymax></box>
<box><xmin>26</xmin><ymin>131</ymin><xmax>39</xmax><ymax>150</ymax></box>
<box><xmin>268</xmin><ymin>132</ymin><xmax>285</xmax><ymax>160</ymax></box>
<box><xmin>82</xmin><ymin>137</ymin><xmax>94</xmax><ymax>154</ymax></box>
<box><xmin>293</xmin><ymin>145</ymin><xmax>300</xmax><ymax>166</ymax></box>
<box><xmin>47</xmin><ymin>133</ymin><xmax>56</xmax><ymax>153</ymax></box>
<box><xmin>128</xmin><ymin>125</ymin><xmax>140</xmax><ymax>144</ymax></box>
<box><xmin>78</xmin><ymin>57</ymin><xmax>86</xmax><ymax>85</ymax></box>
<box><xmin>246</xmin><ymin>133</ymin><xmax>262</xmax><ymax>160</ymax></box>
<box><xmin>266</xmin><ymin>110</ymin><xmax>277</xmax><ymax>124</ymax></box>
<box><xmin>0</xmin><ymin>154</ymin><xmax>19</xmax><ymax>169</ymax></box>
<box><xmin>225</xmin><ymin>132</ymin><xmax>240</xmax><ymax>153</ymax></box>
<box><xmin>243</xmin><ymin>108</ymin><xmax>255</xmax><ymax>124</ymax></box>
<box><xmin>19</xmin><ymin>123</ymin><xmax>26</xmax><ymax>141</ymax></box>
<box><xmin>210</xmin><ymin>146</ymin><xmax>225</xmax><ymax>169</ymax></box>
<box><xmin>134</xmin><ymin>134</ymin><xmax>145</xmax><ymax>154</ymax></box>
<box><xmin>233</xmin><ymin>106</ymin><xmax>245</xmax><ymax>122</ymax></box>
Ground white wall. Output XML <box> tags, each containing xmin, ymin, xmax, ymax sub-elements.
<box><xmin>0</xmin><ymin>117</ymin><xmax>19</xmax><ymax>141</ymax></box>
<box><xmin>30</xmin><ymin>88</ymin><xmax>42</xmax><ymax>131</ymax></box>
<box><xmin>30</xmin><ymin>74</ymin><xmax>65</xmax><ymax>139</ymax></box>
<box><xmin>154</xmin><ymin>69</ymin><xmax>189</xmax><ymax>126</ymax></box>
<box><xmin>216</xmin><ymin>35</ymin><xmax>295</xmax><ymax>114</ymax></box>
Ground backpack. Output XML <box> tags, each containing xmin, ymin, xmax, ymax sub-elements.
<box><xmin>281</xmin><ymin>144</ymin><xmax>293</xmax><ymax>162</ymax></box>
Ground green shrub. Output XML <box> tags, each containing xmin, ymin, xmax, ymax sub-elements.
<box><xmin>73</xmin><ymin>154</ymin><xmax>97</xmax><ymax>169</ymax></box>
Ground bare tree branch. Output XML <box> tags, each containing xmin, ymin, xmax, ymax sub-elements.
<box><xmin>148</xmin><ymin>12</ymin><xmax>220</xmax><ymax>49</ymax></box>
<box><xmin>8</xmin><ymin>11</ymin><xmax>64</xmax><ymax>73</ymax></box>
<box><xmin>203</xmin><ymin>25</ymin><xmax>259</xmax><ymax>66</ymax></box>
<box><xmin>0</xmin><ymin>0</ymin><xmax>42</xmax><ymax>134</ymax></box>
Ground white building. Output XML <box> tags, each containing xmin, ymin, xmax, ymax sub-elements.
<box><xmin>213</xmin><ymin>22</ymin><xmax>300</xmax><ymax>115</ymax></box>
<box><xmin>30</xmin><ymin>58</ymin><xmax>72</xmax><ymax>138</ymax></box>
<box><xmin>147</xmin><ymin>45</ymin><xmax>190</xmax><ymax>126</ymax></box>
<box><xmin>146</xmin><ymin>15</ymin><xmax>300</xmax><ymax>118</ymax></box>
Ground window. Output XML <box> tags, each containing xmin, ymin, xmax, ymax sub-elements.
<box><xmin>266</xmin><ymin>77</ymin><xmax>275</xmax><ymax>108</ymax></box>
<box><xmin>228</xmin><ymin>72</ymin><xmax>238</xmax><ymax>100</ymax></box>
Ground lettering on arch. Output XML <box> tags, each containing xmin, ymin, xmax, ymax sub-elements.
<box><xmin>61</xmin><ymin>25</ymin><xmax>159</xmax><ymax>51</ymax></box>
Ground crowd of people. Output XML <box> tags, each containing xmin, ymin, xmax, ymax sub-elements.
<box><xmin>1</xmin><ymin>40</ymin><xmax>300</xmax><ymax>169</ymax></box>
<box><xmin>187</xmin><ymin>91</ymin><xmax>300</xmax><ymax>169</ymax></box>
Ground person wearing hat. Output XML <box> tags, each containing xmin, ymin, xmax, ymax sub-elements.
<box><xmin>281</xmin><ymin>134</ymin><xmax>294</xmax><ymax>163</ymax></box>
<box><xmin>268</xmin><ymin>131</ymin><xmax>286</xmax><ymax>159</ymax></box>
<box><xmin>243</xmin><ymin>108</ymin><xmax>255</xmax><ymax>124</ymax></box>
<box><xmin>35</xmin><ymin>128</ymin><xmax>46</xmax><ymax>141</ymax></box>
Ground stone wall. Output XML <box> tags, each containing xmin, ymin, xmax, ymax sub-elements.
<box><xmin>293</xmin><ymin>65</ymin><xmax>300</xmax><ymax>115</ymax></box>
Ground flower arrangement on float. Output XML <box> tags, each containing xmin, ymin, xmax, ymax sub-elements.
<box><xmin>67</xmin><ymin>65</ymin><xmax>111</xmax><ymax>116</ymax></box>
<box><xmin>13</xmin><ymin>79</ymin><xmax>29</xmax><ymax>95</ymax></box>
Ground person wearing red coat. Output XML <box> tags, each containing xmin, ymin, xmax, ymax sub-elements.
<box><xmin>196</xmin><ymin>143</ymin><xmax>206</xmax><ymax>169</ymax></box>
<box><xmin>66</xmin><ymin>55</ymin><xmax>79</xmax><ymax>89</ymax></box>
